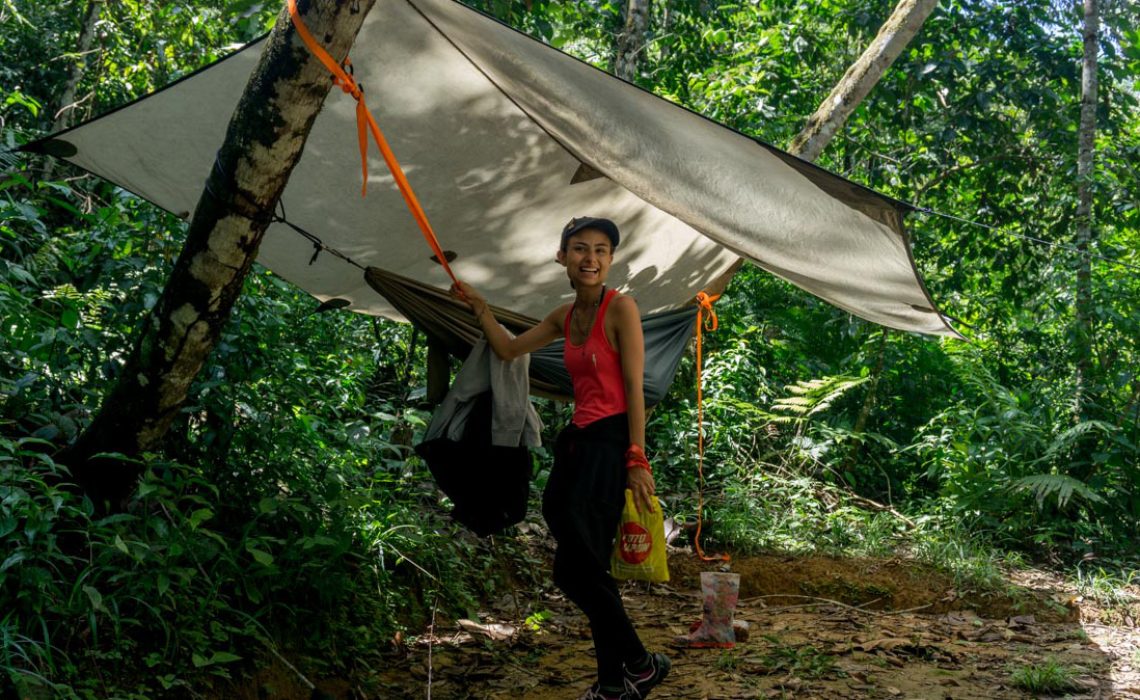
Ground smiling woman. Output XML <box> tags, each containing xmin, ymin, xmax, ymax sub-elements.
<box><xmin>450</xmin><ymin>216</ymin><xmax>671</xmax><ymax>699</ymax></box>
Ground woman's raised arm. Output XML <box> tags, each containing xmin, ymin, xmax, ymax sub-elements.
<box><xmin>451</xmin><ymin>280</ymin><xmax>564</xmax><ymax>361</ymax></box>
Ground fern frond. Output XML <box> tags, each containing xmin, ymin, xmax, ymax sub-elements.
<box><xmin>1012</xmin><ymin>473</ymin><xmax>1104</xmax><ymax>510</ymax></box>
<box><xmin>1035</xmin><ymin>421</ymin><xmax>1117</xmax><ymax>465</ymax></box>
<box><xmin>711</xmin><ymin>398</ymin><xmax>779</xmax><ymax>422</ymax></box>
<box><xmin>774</xmin><ymin>397</ymin><xmax>813</xmax><ymax>407</ymax></box>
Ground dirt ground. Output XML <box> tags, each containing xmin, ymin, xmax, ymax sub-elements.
<box><xmin>238</xmin><ymin>551</ymin><xmax>1140</xmax><ymax>699</ymax></box>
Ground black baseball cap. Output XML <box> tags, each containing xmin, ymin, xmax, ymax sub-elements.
<box><xmin>560</xmin><ymin>216</ymin><xmax>620</xmax><ymax>250</ymax></box>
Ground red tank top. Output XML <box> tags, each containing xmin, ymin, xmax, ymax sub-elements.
<box><xmin>564</xmin><ymin>289</ymin><xmax>627</xmax><ymax>427</ymax></box>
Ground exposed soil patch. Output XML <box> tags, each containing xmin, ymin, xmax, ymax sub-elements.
<box><xmin>225</xmin><ymin>552</ymin><xmax>1140</xmax><ymax>699</ymax></box>
<box><xmin>669</xmin><ymin>554</ymin><xmax>1079</xmax><ymax>623</ymax></box>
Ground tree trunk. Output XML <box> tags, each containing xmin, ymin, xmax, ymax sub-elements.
<box><xmin>701</xmin><ymin>0</ymin><xmax>936</xmax><ymax>300</ymax></box>
<box><xmin>788</xmin><ymin>0</ymin><xmax>939</xmax><ymax>162</ymax></box>
<box><xmin>51</xmin><ymin>0</ymin><xmax>102</xmax><ymax>133</ymax></box>
<box><xmin>614</xmin><ymin>0</ymin><xmax>651</xmax><ymax>82</ymax></box>
<box><xmin>43</xmin><ymin>0</ymin><xmax>102</xmax><ymax>180</ymax></box>
<box><xmin>62</xmin><ymin>0</ymin><xmax>377</xmax><ymax>508</ymax></box>
<box><xmin>1073</xmin><ymin>0</ymin><xmax>1100</xmax><ymax>422</ymax></box>
<box><xmin>774</xmin><ymin>0</ymin><xmax>937</xmax><ymax>446</ymax></box>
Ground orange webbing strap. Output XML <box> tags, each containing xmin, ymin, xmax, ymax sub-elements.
<box><xmin>694</xmin><ymin>292</ymin><xmax>730</xmax><ymax>562</ymax></box>
<box><xmin>286</xmin><ymin>0</ymin><xmax>459</xmax><ymax>288</ymax></box>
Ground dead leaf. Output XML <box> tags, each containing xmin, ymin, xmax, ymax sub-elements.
<box><xmin>943</xmin><ymin>610</ymin><xmax>982</xmax><ymax>625</ymax></box>
<box><xmin>457</xmin><ymin>619</ymin><xmax>517</xmax><ymax>641</ymax></box>
<box><xmin>857</xmin><ymin>637</ymin><xmax>912</xmax><ymax>652</ymax></box>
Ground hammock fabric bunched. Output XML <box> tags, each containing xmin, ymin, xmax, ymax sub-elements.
<box><xmin>363</xmin><ymin>267</ymin><xmax>696</xmax><ymax>404</ymax></box>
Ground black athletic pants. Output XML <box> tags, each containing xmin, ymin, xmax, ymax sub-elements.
<box><xmin>542</xmin><ymin>413</ymin><xmax>647</xmax><ymax>687</ymax></box>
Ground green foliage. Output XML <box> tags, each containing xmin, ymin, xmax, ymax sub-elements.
<box><xmin>906</xmin><ymin>346</ymin><xmax>1137</xmax><ymax>553</ymax></box>
<box><xmin>1009</xmin><ymin>658</ymin><xmax>1083</xmax><ymax>694</ymax></box>
<box><xmin>769</xmin><ymin>375</ymin><xmax>870</xmax><ymax>426</ymax></box>
<box><xmin>1013</xmin><ymin>472</ymin><xmax>1105</xmax><ymax>510</ymax></box>
<box><xmin>706</xmin><ymin>466</ymin><xmax>897</xmax><ymax>558</ymax></box>
<box><xmin>1</xmin><ymin>0</ymin><xmax>1138</xmax><ymax>694</ymax></box>
<box><xmin>759</xmin><ymin>636</ymin><xmax>837</xmax><ymax>679</ymax></box>
<box><xmin>1074</xmin><ymin>564</ymin><xmax>1139</xmax><ymax>610</ymax></box>
<box><xmin>907</xmin><ymin>521</ymin><xmax>1024</xmax><ymax>591</ymax></box>
<box><xmin>0</xmin><ymin>427</ymin><xmax>540</xmax><ymax>696</ymax></box>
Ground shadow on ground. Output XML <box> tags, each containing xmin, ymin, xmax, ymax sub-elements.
<box><xmin>231</xmin><ymin>552</ymin><xmax>1140</xmax><ymax>699</ymax></box>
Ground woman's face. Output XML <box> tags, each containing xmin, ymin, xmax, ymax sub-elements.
<box><xmin>558</xmin><ymin>228</ymin><xmax>613</xmax><ymax>289</ymax></box>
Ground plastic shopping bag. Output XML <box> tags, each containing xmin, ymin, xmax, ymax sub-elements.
<box><xmin>610</xmin><ymin>489</ymin><xmax>670</xmax><ymax>582</ymax></box>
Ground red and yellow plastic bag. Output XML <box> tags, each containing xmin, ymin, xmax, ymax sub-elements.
<box><xmin>610</xmin><ymin>489</ymin><xmax>670</xmax><ymax>582</ymax></box>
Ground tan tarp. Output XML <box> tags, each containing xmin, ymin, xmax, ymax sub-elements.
<box><xmin>28</xmin><ymin>0</ymin><xmax>958</xmax><ymax>337</ymax></box>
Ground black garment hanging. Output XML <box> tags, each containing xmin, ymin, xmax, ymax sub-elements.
<box><xmin>415</xmin><ymin>391</ymin><xmax>532</xmax><ymax>536</ymax></box>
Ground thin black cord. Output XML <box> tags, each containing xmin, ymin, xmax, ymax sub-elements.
<box><xmin>204</xmin><ymin>152</ymin><xmax>364</xmax><ymax>271</ymax></box>
<box><xmin>916</xmin><ymin>207</ymin><xmax>1140</xmax><ymax>274</ymax></box>
<box><xmin>273</xmin><ymin>199</ymin><xmax>367</xmax><ymax>271</ymax></box>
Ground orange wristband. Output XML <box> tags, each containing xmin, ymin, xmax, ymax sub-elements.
<box><xmin>625</xmin><ymin>445</ymin><xmax>651</xmax><ymax>472</ymax></box>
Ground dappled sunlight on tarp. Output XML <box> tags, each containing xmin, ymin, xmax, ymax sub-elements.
<box><xmin>26</xmin><ymin>0</ymin><xmax>957</xmax><ymax>336</ymax></box>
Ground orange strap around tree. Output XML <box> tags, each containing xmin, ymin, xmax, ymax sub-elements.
<box><xmin>286</xmin><ymin>0</ymin><xmax>459</xmax><ymax>288</ymax></box>
<box><xmin>694</xmin><ymin>291</ymin><xmax>729</xmax><ymax>562</ymax></box>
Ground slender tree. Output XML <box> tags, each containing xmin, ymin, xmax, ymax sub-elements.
<box><xmin>705</xmin><ymin>0</ymin><xmax>940</xmax><ymax>301</ymax></box>
<box><xmin>1074</xmin><ymin>0</ymin><xmax>1100</xmax><ymax>421</ymax></box>
<box><xmin>788</xmin><ymin>0</ymin><xmax>940</xmax><ymax>161</ymax></box>
<box><xmin>51</xmin><ymin>0</ymin><xmax>101</xmax><ymax>132</ymax></box>
<box><xmin>62</xmin><ymin>0</ymin><xmax>377</xmax><ymax>508</ymax></box>
<box><xmin>42</xmin><ymin>0</ymin><xmax>102</xmax><ymax>180</ymax></box>
<box><xmin>614</xmin><ymin>0</ymin><xmax>651</xmax><ymax>82</ymax></box>
<box><xmin>783</xmin><ymin>0</ymin><xmax>940</xmax><ymax>463</ymax></box>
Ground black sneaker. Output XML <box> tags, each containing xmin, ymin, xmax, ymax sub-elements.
<box><xmin>623</xmin><ymin>652</ymin><xmax>671</xmax><ymax>699</ymax></box>
<box><xmin>578</xmin><ymin>682</ymin><xmax>635</xmax><ymax>700</ymax></box>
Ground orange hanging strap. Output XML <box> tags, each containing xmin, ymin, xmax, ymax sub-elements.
<box><xmin>286</xmin><ymin>0</ymin><xmax>459</xmax><ymax>287</ymax></box>
<box><xmin>694</xmin><ymin>292</ymin><xmax>730</xmax><ymax>562</ymax></box>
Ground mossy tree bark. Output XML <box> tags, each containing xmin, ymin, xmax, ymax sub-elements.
<box><xmin>614</xmin><ymin>0</ymin><xmax>651</xmax><ymax>82</ymax></box>
<box><xmin>62</xmin><ymin>0</ymin><xmax>377</xmax><ymax>508</ymax></box>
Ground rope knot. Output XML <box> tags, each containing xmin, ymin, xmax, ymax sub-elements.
<box><xmin>693</xmin><ymin>289</ymin><xmax>728</xmax><ymax>563</ymax></box>
<box><xmin>696</xmin><ymin>291</ymin><xmax>720</xmax><ymax>331</ymax></box>
<box><xmin>334</xmin><ymin>75</ymin><xmax>361</xmax><ymax>99</ymax></box>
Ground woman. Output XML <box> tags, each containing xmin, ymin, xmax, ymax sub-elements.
<box><xmin>451</xmin><ymin>216</ymin><xmax>671</xmax><ymax>700</ymax></box>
